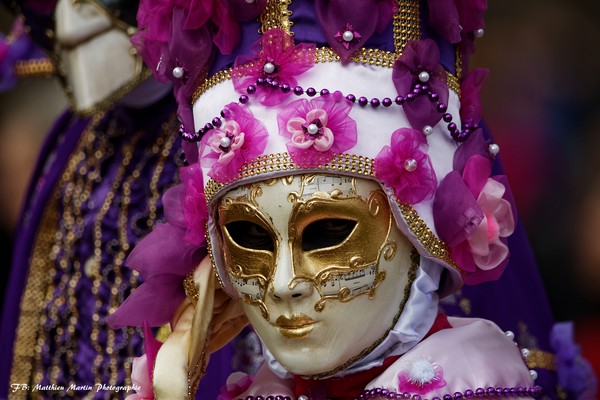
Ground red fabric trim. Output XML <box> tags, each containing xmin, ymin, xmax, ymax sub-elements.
<box><xmin>292</xmin><ymin>313</ymin><xmax>452</xmax><ymax>400</ymax></box>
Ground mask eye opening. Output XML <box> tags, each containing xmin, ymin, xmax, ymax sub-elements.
<box><xmin>302</xmin><ymin>218</ymin><xmax>357</xmax><ymax>251</ymax></box>
<box><xmin>225</xmin><ymin>221</ymin><xmax>275</xmax><ymax>251</ymax></box>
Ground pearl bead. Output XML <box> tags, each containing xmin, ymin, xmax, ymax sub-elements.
<box><xmin>521</xmin><ymin>348</ymin><xmax>531</xmax><ymax>358</ymax></box>
<box><xmin>245</xmin><ymin>0</ymin><xmax>255</xmax><ymax>3</ymax></box>
<box><xmin>263</xmin><ymin>62</ymin><xmax>275</xmax><ymax>74</ymax></box>
<box><xmin>422</xmin><ymin>125</ymin><xmax>433</xmax><ymax>136</ymax></box>
<box><xmin>298</xmin><ymin>395</ymin><xmax>309</xmax><ymax>400</ymax></box>
<box><xmin>404</xmin><ymin>158</ymin><xmax>417</xmax><ymax>172</ymax></box>
<box><xmin>307</xmin><ymin>123</ymin><xmax>319</xmax><ymax>135</ymax></box>
<box><xmin>219</xmin><ymin>137</ymin><xmax>231</xmax><ymax>148</ymax></box>
<box><xmin>488</xmin><ymin>143</ymin><xmax>500</xmax><ymax>156</ymax></box>
<box><xmin>172</xmin><ymin>66</ymin><xmax>184</xmax><ymax>79</ymax></box>
<box><xmin>342</xmin><ymin>30</ymin><xmax>354</xmax><ymax>42</ymax></box>
<box><xmin>474</xmin><ymin>28</ymin><xmax>485</xmax><ymax>39</ymax></box>
<box><xmin>418</xmin><ymin>71</ymin><xmax>430</xmax><ymax>83</ymax></box>
<box><xmin>505</xmin><ymin>330</ymin><xmax>515</xmax><ymax>340</ymax></box>
<box><xmin>529</xmin><ymin>370</ymin><xmax>538</xmax><ymax>380</ymax></box>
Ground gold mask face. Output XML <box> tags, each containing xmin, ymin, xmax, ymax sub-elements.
<box><xmin>218</xmin><ymin>175</ymin><xmax>394</xmax><ymax>316</ymax></box>
<box><xmin>216</xmin><ymin>174</ymin><xmax>416</xmax><ymax>376</ymax></box>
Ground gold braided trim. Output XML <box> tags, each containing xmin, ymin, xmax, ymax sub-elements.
<box><xmin>204</xmin><ymin>152</ymin><xmax>375</xmax><ymax>202</ymax></box>
<box><xmin>203</xmin><ymin>152</ymin><xmax>458</xmax><ymax>273</ymax></box>
<box><xmin>14</xmin><ymin>59</ymin><xmax>56</xmax><ymax>78</ymax></box>
<box><xmin>526</xmin><ymin>350</ymin><xmax>557</xmax><ymax>371</ymax></box>
<box><xmin>259</xmin><ymin>0</ymin><xmax>293</xmax><ymax>35</ymax></box>
<box><xmin>397</xmin><ymin>203</ymin><xmax>461</xmax><ymax>273</ymax></box>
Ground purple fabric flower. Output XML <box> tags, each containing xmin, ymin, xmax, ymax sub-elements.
<box><xmin>201</xmin><ymin>103</ymin><xmax>269</xmax><ymax>183</ymax></box>
<box><xmin>426</xmin><ymin>0</ymin><xmax>487</xmax><ymax>44</ymax></box>
<box><xmin>134</xmin><ymin>0</ymin><xmax>263</xmax><ymax>135</ymax></box>
<box><xmin>551</xmin><ymin>322</ymin><xmax>598</xmax><ymax>399</ymax></box>
<box><xmin>433</xmin><ymin>130</ymin><xmax>516</xmax><ymax>284</ymax></box>
<box><xmin>278</xmin><ymin>91</ymin><xmax>357</xmax><ymax>168</ymax></box>
<box><xmin>0</xmin><ymin>19</ymin><xmax>48</xmax><ymax>92</ymax></box>
<box><xmin>392</xmin><ymin>39</ymin><xmax>449</xmax><ymax>130</ymax></box>
<box><xmin>460</xmin><ymin>68</ymin><xmax>488</xmax><ymax>127</ymax></box>
<box><xmin>397</xmin><ymin>359</ymin><xmax>447</xmax><ymax>395</ymax></box>
<box><xmin>107</xmin><ymin>182</ymin><xmax>207</xmax><ymax>329</ymax></box>
<box><xmin>374</xmin><ymin>128</ymin><xmax>437</xmax><ymax>205</ymax></box>
<box><xmin>315</xmin><ymin>0</ymin><xmax>395</xmax><ymax>62</ymax></box>
<box><xmin>181</xmin><ymin>164</ymin><xmax>208</xmax><ymax>247</ymax></box>
<box><xmin>233</xmin><ymin>28</ymin><xmax>315</xmax><ymax>106</ymax></box>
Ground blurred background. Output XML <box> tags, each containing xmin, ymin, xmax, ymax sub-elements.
<box><xmin>0</xmin><ymin>0</ymin><xmax>599</xmax><ymax>379</ymax></box>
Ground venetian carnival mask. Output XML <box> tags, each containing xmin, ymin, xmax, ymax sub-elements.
<box><xmin>217</xmin><ymin>174</ymin><xmax>417</xmax><ymax>376</ymax></box>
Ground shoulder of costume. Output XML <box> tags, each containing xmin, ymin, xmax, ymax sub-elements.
<box><xmin>366</xmin><ymin>317</ymin><xmax>537</xmax><ymax>399</ymax></box>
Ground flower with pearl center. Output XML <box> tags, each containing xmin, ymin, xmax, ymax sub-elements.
<box><xmin>277</xmin><ymin>92</ymin><xmax>357</xmax><ymax>167</ymax></box>
<box><xmin>201</xmin><ymin>103</ymin><xmax>269</xmax><ymax>183</ymax></box>
<box><xmin>334</xmin><ymin>22</ymin><xmax>362</xmax><ymax>50</ymax></box>
<box><xmin>397</xmin><ymin>358</ymin><xmax>447</xmax><ymax>395</ymax></box>
<box><xmin>374</xmin><ymin>128</ymin><xmax>437</xmax><ymax>205</ymax></box>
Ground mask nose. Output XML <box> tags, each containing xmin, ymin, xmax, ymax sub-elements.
<box><xmin>270</xmin><ymin>246</ymin><xmax>313</xmax><ymax>301</ymax></box>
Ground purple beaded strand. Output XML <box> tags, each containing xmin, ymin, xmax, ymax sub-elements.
<box><xmin>191</xmin><ymin>74</ymin><xmax>480</xmax><ymax>144</ymax></box>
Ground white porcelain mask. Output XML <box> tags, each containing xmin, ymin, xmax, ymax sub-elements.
<box><xmin>217</xmin><ymin>174</ymin><xmax>418</xmax><ymax>377</ymax></box>
<box><xmin>55</xmin><ymin>0</ymin><xmax>144</xmax><ymax>113</ymax></box>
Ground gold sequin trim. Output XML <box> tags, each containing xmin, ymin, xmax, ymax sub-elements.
<box><xmin>192</xmin><ymin>68</ymin><xmax>232</xmax><ymax>105</ymax></box>
<box><xmin>397</xmin><ymin>202</ymin><xmax>461</xmax><ymax>273</ymax></box>
<box><xmin>394</xmin><ymin>0</ymin><xmax>421</xmax><ymax>54</ymax></box>
<box><xmin>526</xmin><ymin>350</ymin><xmax>556</xmax><ymax>371</ymax></box>
<box><xmin>259</xmin><ymin>0</ymin><xmax>293</xmax><ymax>35</ymax></box>
<box><xmin>14</xmin><ymin>58</ymin><xmax>56</xmax><ymax>78</ymax></box>
<box><xmin>204</xmin><ymin>152</ymin><xmax>375</xmax><ymax>202</ymax></box>
<box><xmin>191</xmin><ymin>0</ymin><xmax>460</xmax><ymax>108</ymax></box>
<box><xmin>183</xmin><ymin>272</ymin><xmax>199</xmax><ymax>303</ymax></box>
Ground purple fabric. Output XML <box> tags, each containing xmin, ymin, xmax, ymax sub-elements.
<box><xmin>551</xmin><ymin>323</ymin><xmax>598</xmax><ymax>399</ymax></box>
<box><xmin>0</xmin><ymin>19</ymin><xmax>48</xmax><ymax>92</ymax></box>
<box><xmin>0</xmin><ymin>110</ymin><xmax>85</xmax><ymax>397</ymax></box>
<box><xmin>392</xmin><ymin>39</ymin><xmax>449</xmax><ymax>129</ymax></box>
<box><xmin>315</xmin><ymin>0</ymin><xmax>395</xmax><ymax>62</ymax></box>
<box><xmin>438</xmin><ymin>122</ymin><xmax>573</xmax><ymax>399</ymax></box>
<box><xmin>0</xmin><ymin>96</ymin><xmax>247</xmax><ymax>399</ymax></box>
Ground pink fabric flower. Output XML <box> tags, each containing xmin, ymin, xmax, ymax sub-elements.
<box><xmin>463</xmin><ymin>163</ymin><xmax>515</xmax><ymax>271</ymax></box>
<box><xmin>397</xmin><ymin>359</ymin><xmax>447</xmax><ymax>395</ymax></box>
<box><xmin>374</xmin><ymin>128</ymin><xmax>437</xmax><ymax>204</ymax></box>
<box><xmin>277</xmin><ymin>91</ymin><xmax>357</xmax><ymax>167</ymax></box>
<box><xmin>201</xmin><ymin>103</ymin><xmax>269</xmax><ymax>183</ymax></box>
<box><xmin>217</xmin><ymin>372</ymin><xmax>255</xmax><ymax>400</ymax></box>
<box><xmin>433</xmin><ymin>130</ymin><xmax>516</xmax><ymax>284</ymax></box>
<box><xmin>233</xmin><ymin>28</ymin><xmax>315</xmax><ymax>106</ymax></box>
<box><xmin>125</xmin><ymin>354</ymin><xmax>154</xmax><ymax>400</ymax></box>
<box><xmin>180</xmin><ymin>164</ymin><xmax>208</xmax><ymax>247</ymax></box>
<box><xmin>392</xmin><ymin>39</ymin><xmax>449</xmax><ymax>130</ymax></box>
